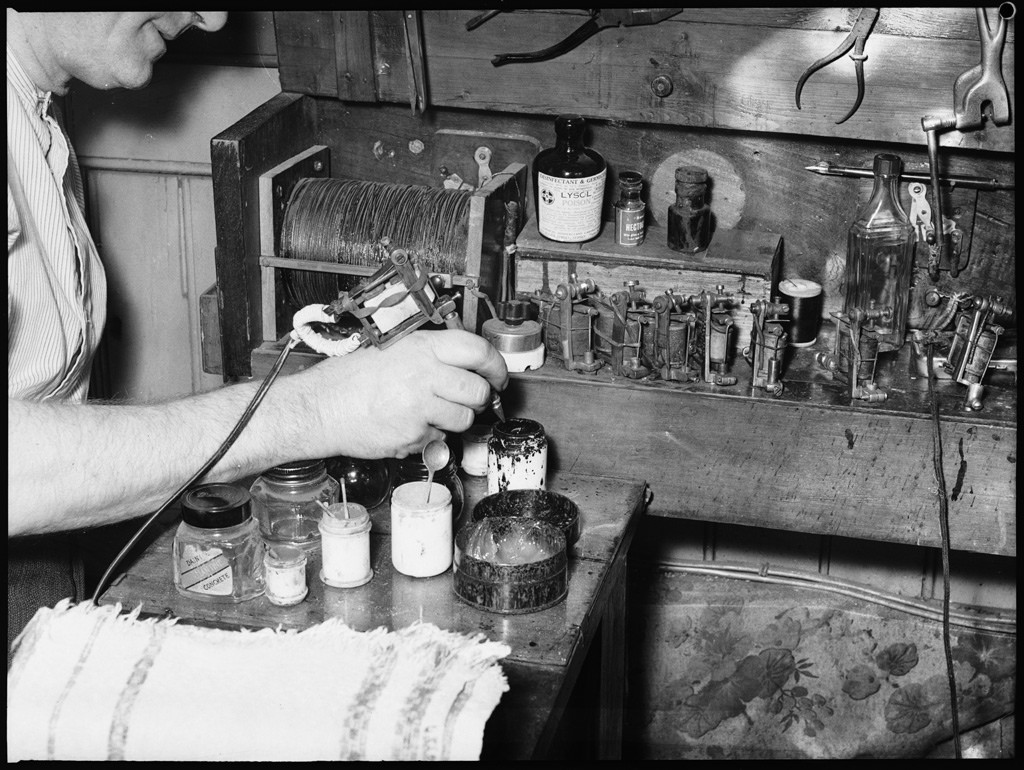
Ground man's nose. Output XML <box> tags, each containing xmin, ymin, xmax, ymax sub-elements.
<box><xmin>195</xmin><ymin>12</ymin><xmax>229</xmax><ymax>33</ymax></box>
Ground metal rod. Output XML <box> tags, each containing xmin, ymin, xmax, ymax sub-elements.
<box><xmin>805</xmin><ymin>161</ymin><xmax>1012</xmax><ymax>190</ymax></box>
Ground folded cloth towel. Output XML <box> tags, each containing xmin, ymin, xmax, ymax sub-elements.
<box><xmin>7</xmin><ymin>599</ymin><xmax>510</xmax><ymax>761</ymax></box>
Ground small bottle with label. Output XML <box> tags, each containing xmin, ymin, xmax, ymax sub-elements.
<box><xmin>173</xmin><ymin>483</ymin><xmax>264</xmax><ymax>603</ymax></box>
<box><xmin>613</xmin><ymin>171</ymin><xmax>646</xmax><ymax>247</ymax></box>
<box><xmin>533</xmin><ymin>115</ymin><xmax>607</xmax><ymax>243</ymax></box>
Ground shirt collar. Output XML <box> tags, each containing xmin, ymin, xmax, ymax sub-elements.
<box><xmin>7</xmin><ymin>43</ymin><xmax>53</xmax><ymax>119</ymax></box>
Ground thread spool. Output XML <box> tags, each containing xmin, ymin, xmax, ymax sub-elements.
<box><xmin>779</xmin><ymin>278</ymin><xmax>823</xmax><ymax>348</ymax></box>
<box><xmin>279</xmin><ymin>178</ymin><xmax>472</xmax><ymax>306</ymax></box>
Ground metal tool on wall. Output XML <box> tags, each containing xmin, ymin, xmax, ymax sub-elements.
<box><xmin>920</xmin><ymin>4</ymin><xmax>1015</xmax><ymax>281</ymax></box>
<box><xmin>795</xmin><ymin>8</ymin><xmax>879</xmax><ymax>124</ymax></box>
<box><xmin>745</xmin><ymin>298</ymin><xmax>790</xmax><ymax>397</ymax></box>
<box><xmin>487</xmin><ymin>9</ymin><xmax>683</xmax><ymax>67</ymax></box>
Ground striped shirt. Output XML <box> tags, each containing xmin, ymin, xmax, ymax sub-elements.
<box><xmin>7</xmin><ymin>43</ymin><xmax>106</xmax><ymax>403</ymax></box>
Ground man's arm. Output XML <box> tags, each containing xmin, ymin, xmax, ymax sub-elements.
<box><xmin>8</xmin><ymin>329</ymin><xmax>508</xmax><ymax>537</ymax></box>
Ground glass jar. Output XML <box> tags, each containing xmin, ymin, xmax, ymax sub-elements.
<box><xmin>325</xmin><ymin>455</ymin><xmax>393</xmax><ymax>509</ymax></box>
<box><xmin>844</xmin><ymin>153</ymin><xmax>915</xmax><ymax>352</ymax></box>
<box><xmin>395</xmin><ymin>445</ymin><xmax>464</xmax><ymax>525</ymax></box>
<box><xmin>173</xmin><ymin>483</ymin><xmax>264</xmax><ymax>603</ymax></box>
<box><xmin>249</xmin><ymin>458</ymin><xmax>339</xmax><ymax>552</ymax></box>
<box><xmin>613</xmin><ymin>171</ymin><xmax>646</xmax><ymax>247</ymax></box>
<box><xmin>487</xmin><ymin>418</ymin><xmax>548</xmax><ymax>494</ymax></box>
<box><xmin>533</xmin><ymin>114</ymin><xmax>607</xmax><ymax>243</ymax></box>
<box><xmin>667</xmin><ymin>166</ymin><xmax>711</xmax><ymax>253</ymax></box>
<box><xmin>263</xmin><ymin>545</ymin><xmax>308</xmax><ymax>607</ymax></box>
<box><xmin>390</xmin><ymin>482</ymin><xmax>453</xmax><ymax>578</ymax></box>
<box><xmin>319</xmin><ymin>502</ymin><xmax>373</xmax><ymax>588</ymax></box>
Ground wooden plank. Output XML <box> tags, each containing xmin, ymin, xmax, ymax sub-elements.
<box><xmin>505</xmin><ymin>367</ymin><xmax>1016</xmax><ymax>557</ymax></box>
<box><xmin>198</xmin><ymin>283</ymin><xmax>223</xmax><ymax>375</ymax></box>
<box><xmin>334</xmin><ymin>11</ymin><xmax>378</xmax><ymax>102</ymax></box>
<box><xmin>212</xmin><ymin>92</ymin><xmax>319</xmax><ymax>378</ymax></box>
<box><xmin>405</xmin><ymin>9</ymin><xmax>1013</xmax><ymax>151</ymax></box>
<box><xmin>273</xmin><ymin>11</ymin><xmax>339</xmax><ymax>97</ymax></box>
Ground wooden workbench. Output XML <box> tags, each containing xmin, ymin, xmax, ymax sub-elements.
<box><xmin>99</xmin><ymin>471</ymin><xmax>649</xmax><ymax>760</ymax></box>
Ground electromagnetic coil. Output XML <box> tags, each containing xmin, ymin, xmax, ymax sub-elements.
<box><xmin>279</xmin><ymin>177</ymin><xmax>472</xmax><ymax>307</ymax></box>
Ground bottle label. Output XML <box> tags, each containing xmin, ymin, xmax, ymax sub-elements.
<box><xmin>177</xmin><ymin>543</ymin><xmax>233</xmax><ymax>596</ymax></box>
<box><xmin>537</xmin><ymin>170</ymin><xmax>606</xmax><ymax>242</ymax></box>
<box><xmin>615</xmin><ymin>205</ymin><xmax>646</xmax><ymax>246</ymax></box>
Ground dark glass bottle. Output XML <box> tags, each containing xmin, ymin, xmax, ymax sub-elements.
<box><xmin>844</xmin><ymin>153</ymin><xmax>915</xmax><ymax>352</ymax></box>
<box><xmin>667</xmin><ymin>166</ymin><xmax>711</xmax><ymax>253</ymax></box>
<box><xmin>533</xmin><ymin>115</ymin><xmax>607</xmax><ymax>243</ymax></box>
<box><xmin>614</xmin><ymin>171</ymin><xmax>646</xmax><ymax>247</ymax></box>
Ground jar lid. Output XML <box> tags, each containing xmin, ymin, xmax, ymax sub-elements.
<box><xmin>319</xmin><ymin>502</ymin><xmax>370</xmax><ymax>532</ymax></box>
<box><xmin>675</xmin><ymin>166</ymin><xmax>708</xmax><ymax>184</ymax></box>
<box><xmin>263</xmin><ymin>458</ymin><xmax>326</xmax><ymax>482</ymax></box>
<box><xmin>181</xmin><ymin>484</ymin><xmax>252</xmax><ymax>529</ymax></box>
<box><xmin>778</xmin><ymin>278</ymin><xmax>822</xmax><ymax>298</ymax></box>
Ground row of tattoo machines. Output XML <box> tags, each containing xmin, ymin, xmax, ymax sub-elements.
<box><xmin>489</xmin><ymin>272</ymin><xmax>1012</xmax><ymax>411</ymax></box>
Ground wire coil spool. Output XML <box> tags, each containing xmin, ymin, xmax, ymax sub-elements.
<box><xmin>279</xmin><ymin>178</ymin><xmax>472</xmax><ymax>307</ymax></box>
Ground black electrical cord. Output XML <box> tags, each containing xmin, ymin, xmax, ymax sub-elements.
<box><xmin>90</xmin><ymin>337</ymin><xmax>299</xmax><ymax>604</ymax></box>
<box><xmin>926</xmin><ymin>341</ymin><xmax>962</xmax><ymax>759</ymax></box>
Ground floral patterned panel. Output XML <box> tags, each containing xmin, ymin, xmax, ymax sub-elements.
<box><xmin>626</xmin><ymin>568</ymin><xmax>1015</xmax><ymax>759</ymax></box>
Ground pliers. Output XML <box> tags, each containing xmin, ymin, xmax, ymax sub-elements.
<box><xmin>795</xmin><ymin>8</ymin><xmax>879</xmax><ymax>124</ymax></box>
<box><xmin>490</xmin><ymin>9</ymin><xmax>682</xmax><ymax>67</ymax></box>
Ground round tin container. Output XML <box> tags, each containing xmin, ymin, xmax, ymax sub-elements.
<box><xmin>472</xmin><ymin>489</ymin><xmax>581</xmax><ymax>548</ymax></box>
<box><xmin>453</xmin><ymin>517</ymin><xmax>567</xmax><ymax>614</ymax></box>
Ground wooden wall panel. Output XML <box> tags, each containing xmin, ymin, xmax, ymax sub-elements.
<box><xmin>389</xmin><ymin>9</ymin><xmax>1015</xmax><ymax>151</ymax></box>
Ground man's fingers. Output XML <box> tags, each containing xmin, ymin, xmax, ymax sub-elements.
<box><xmin>423</xmin><ymin>331</ymin><xmax>509</xmax><ymax>392</ymax></box>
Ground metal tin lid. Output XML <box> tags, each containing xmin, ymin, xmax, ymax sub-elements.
<box><xmin>778</xmin><ymin>278</ymin><xmax>823</xmax><ymax>298</ymax></box>
<box><xmin>482</xmin><ymin>318</ymin><xmax>543</xmax><ymax>352</ymax></box>
<box><xmin>263</xmin><ymin>458</ymin><xmax>326</xmax><ymax>482</ymax></box>
<box><xmin>181</xmin><ymin>483</ymin><xmax>252</xmax><ymax>529</ymax></box>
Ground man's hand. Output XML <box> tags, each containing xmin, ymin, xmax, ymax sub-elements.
<box><xmin>289</xmin><ymin>329</ymin><xmax>509</xmax><ymax>459</ymax></box>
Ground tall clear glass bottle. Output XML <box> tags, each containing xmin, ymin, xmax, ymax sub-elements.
<box><xmin>533</xmin><ymin>115</ymin><xmax>607</xmax><ymax>243</ymax></box>
<box><xmin>843</xmin><ymin>153</ymin><xmax>915</xmax><ymax>352</ymax></box>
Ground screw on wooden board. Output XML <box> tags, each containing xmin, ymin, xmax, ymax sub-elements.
<box><xmin>651</xmin><ymin>75</ymin><xmax>674</xmax><ymax>98</ymax></box>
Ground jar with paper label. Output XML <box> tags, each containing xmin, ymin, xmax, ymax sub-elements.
<box><xmin>534</xmin><ymin>115</ymin><xmax>607</xmax><ymax>243</ymax></box>
<box><xmin>173</xmin><ymin>483</ymin><xmax>264</xmax><ymax>603</ymax></box>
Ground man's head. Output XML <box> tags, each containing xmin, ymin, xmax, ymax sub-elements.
<box><xmin>7</xmin><ymin>11</ymin><xmax>228</xmax><ymax>95</ymax></box>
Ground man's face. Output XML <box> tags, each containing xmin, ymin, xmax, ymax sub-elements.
<box><xmin>34</xmin><ymin>12</ymin><xmax>228</xmax><ymax>92</ymax></box>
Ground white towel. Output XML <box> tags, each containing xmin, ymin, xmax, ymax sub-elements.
<box><xmin>7</xmin><ymin>599</ymin><xmax>510</xmax><ymax>761</ymax></box>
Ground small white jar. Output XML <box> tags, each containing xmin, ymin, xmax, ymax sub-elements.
<box><xmin>390</xmin><ymin>482</ymin><xmax>453</xmax><ymax>577</ymax></box>
<box><xmin>263</xmin><ymin>545</ymin><xmax>308</xmax><ymax>606</ymax></box>
<box><xmin>461</xmin><ymin>424</ymin><xmax>492</xmax><ymax>477</ymax></box>
<box><xmin>319</xmin><ymin>503</ymin><xmax>373</xmax><ymax>588</ymax></box>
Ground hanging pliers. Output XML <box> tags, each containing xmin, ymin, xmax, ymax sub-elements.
<box><xmin>795</xmin><ymin>8</ymin><xmax>880</xmax><ymax>124</ymax></box>
<box><xmin>490</xmin><ymin>9</ymin><xmax>682</xmax><ymax>67</ymax></box>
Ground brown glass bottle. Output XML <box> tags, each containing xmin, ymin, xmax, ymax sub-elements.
<box><xmin>533</xmin><ymin>115</ymin><xmax>607</xmax><ymax>243</ymax></box>
<box><xmin>667</xmin><ymin>166</ymin><xmax>711</xmax><ymax>253</ymax></box>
